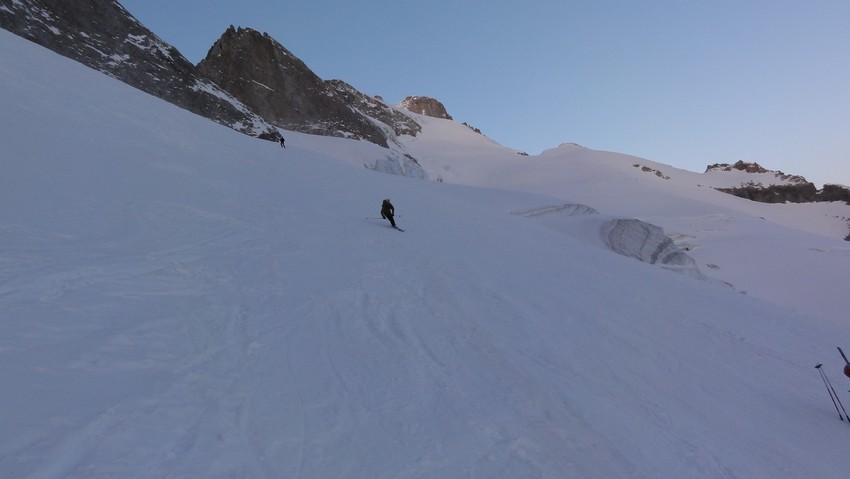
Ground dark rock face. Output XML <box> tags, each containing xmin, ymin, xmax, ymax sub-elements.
<box><xmin>716</xmin><ymin>183</ymin><xmax>820</xmax><ymax>204</ymax></box>
<box><xmin>197</xmin><ymin>27</ymin><xmax>388</xmax><ymax>147</ymax></box>
<box><xmin>716</xmin><ymin>181</ymin><xmax>850</xmax><ymax>204</ymax></box>
<box><xmin>398</xmin><ymin>96</ymin><xmax>453</xmax><ymax>120</ymax></box>
<box><xmin>0</xmin><ymin>0</ymin><xmax>278</xmax><ymax>140</ymax></box>
<box><xmin>326</xmin><ymin>80</ymin><xmax>421</xmax><ymax>138</ymax></box>
<box><xmin>819</xmin><ymin>184</ymin><xmax>850</xmax><ymax>205</ymax></box>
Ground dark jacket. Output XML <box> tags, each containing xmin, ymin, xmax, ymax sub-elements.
<box><xmin>381</xmin><ymin>199</ymin><xmax>394</xmax><ymax>219</ymax></box>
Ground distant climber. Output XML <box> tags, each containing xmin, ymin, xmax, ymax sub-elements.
<box><xmin>279</xmin><ymin>136</ymin><xmax>286</xmax><ymax>148</ymax></box>
<box><xmin>381</xmin><ymin>198</ymin><xmax>396</xmax><ymax>228</ymax></box>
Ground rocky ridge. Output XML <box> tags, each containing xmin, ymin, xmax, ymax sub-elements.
<box><xmin>707</xmin><ymin>161</ymin><xmax>850</xmax><ymax>206</ymax></box>
<box><xmin>706</xmin><ymin>160</ymin><xmax>808</xmax><ymax>184</ymax></box>
<box><xmin>326</xmin><ymin>80</ymin><xmax>422</xmax><ymax>139</ymax></box>
<box><xmin>0</xmin><ymin>0</ymin><xmax>278</xmax><ymax>140</ymax></box>
<box><xmin>0</xmin><ymin>1</ymin><xmax>463</xmax><ymax>174</ymax></box>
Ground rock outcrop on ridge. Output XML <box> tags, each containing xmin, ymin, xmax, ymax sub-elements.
<box><xmin>705</xmin><ymin>160</ymin><xmax>808</xmax><ymax>184</ymax></box>
<box><xmin>707</xmin><ymin>161</ymin><xmax>850</xmax><ymax>206</ymax></box>
<box><xmin>0</xmin><ymin>0</ymin><xmax>279</xmax><ymax>140</ymax></box>
<box><xmin>326</xmin><ymin>80</ymin><xmax>422</xmax><ymax>139</ymax></box>
<box><xmin>398</xmin><ymin>96</ymin><xmax>453</xmax><ymax>120</ymax></box>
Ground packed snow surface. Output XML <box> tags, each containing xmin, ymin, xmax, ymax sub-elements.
<box><xmin>2</xmin><ymin>29</ymin><xmax>850</xmax><ymax>478</ymax></box>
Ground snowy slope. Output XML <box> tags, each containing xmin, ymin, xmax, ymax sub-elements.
<box><xmin>399</xmin><ymin>115</ymin><xmax>850</xmax><ymax>323</ymax></box>
<box><xmin>3</xmin><ymin>29</ymin><xmax>850</xmax><ymax>478</ymax></box>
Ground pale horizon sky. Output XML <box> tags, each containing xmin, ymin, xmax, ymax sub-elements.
<box><xmin>119</xmin><ymin>0</ymin><xmax>850</xmax><ymax>187</ymax></box>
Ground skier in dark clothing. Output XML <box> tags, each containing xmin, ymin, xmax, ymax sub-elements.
<box><xmin>279</xmin><ymin>136</ymin><xmax>286</xmax><ymax>148</ymax></box>
<box><xmin>381</xmin><ymin>198</ymin><xmax>396</xmax><ymax>228</ymax></box>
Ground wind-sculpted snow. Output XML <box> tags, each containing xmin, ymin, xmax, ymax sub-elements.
<box><xmin>511</xmin><ymin>204</ymin><xmax>703</xmax><ymax>277</ymax></box>
<box><xmin>368</xmin><ymin>153</ymin><xmax>427</xmax><ymax>179</ymax></box>
<box><xmin>601</xmin><ymin>219</ymin><xmax>704</xmax><ymax>278</ymax></box>
<box><xmin>512</xmin><ymin>203</ymin><xmax>600</xmax><ymax>217</ymax></box>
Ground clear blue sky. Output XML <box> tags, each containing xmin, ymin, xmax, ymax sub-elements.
<box><xmin>120</xmin><ymin>0</ymin><xmax>850</xmax><ymax>187</ymax></box>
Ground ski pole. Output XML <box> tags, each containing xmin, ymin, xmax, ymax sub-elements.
<box><xmin>816</xmin><ymin>364</ymin><xmax>844</xmax><ymax>421</ymax></box>
<box><xmin>837</xmin><ymin>347</ymin><xmax>850</xmax><ymax>380</ymax></box>
<box><xmin>822</xmin><ymin>365</ymin><xmax>850</xmax><ymax>420</ymax></box>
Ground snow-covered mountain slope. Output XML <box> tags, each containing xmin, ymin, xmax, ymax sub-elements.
<box><xmin>3</xmin><ymin>29</ymin><xmax>850</xmax><ymax>478</ymax></box>
<box><xmin>399</xmin><ymin>114</ymin><xmax>850</xmax><ymax>323</ymax></box>
<box><xmin>0</xmin><ymin>0</ymin><xmax>279</xmax><ymax>140</ymax></box>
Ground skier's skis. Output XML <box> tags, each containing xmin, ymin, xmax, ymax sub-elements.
<box><xmin>365</xmin><ymin>217</ymin><xmax>403</xmax><ymax>231</ymax></box>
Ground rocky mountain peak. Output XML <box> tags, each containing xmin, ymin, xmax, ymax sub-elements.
<box><xmin>197</xmin><ymin>26</ymin><xmax>389</xmax><ymax>147</ymax></box>
<box><xmin>398</xmin><ymin>96</ymin><xmax>453</xmax><ymax>120</ymax></box>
